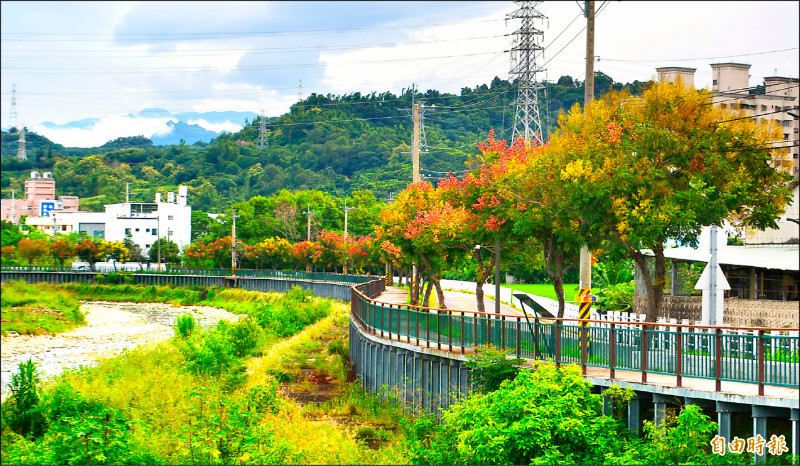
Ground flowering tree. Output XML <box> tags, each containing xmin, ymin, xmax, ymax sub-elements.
<box><xmin>250</xmin><ymin>237</ymin><xmax>291</xmax><ymax>269</ymax></box>
<box><xmin>17</xmin><ymin>237</ymin><xmax>50</xmax><ymax>269</ymax></box>
<box><xmin>73</xmin><ymin>237</ymin><xmax>108</xmax><ymax>271</ymax></box>
<box><xmin>550</xmin><ymin>81</ymin><xmax>793</xmax><ymax>321</ymax></box>
<box><xmin>438</xmin><ymin>131</ymin><xmax>529</xmax><ymax>313</ymax></box>
<box><xmin>315</xmin><ymin>230</ymin><xmax>345</xmax><ymax>272</ymax></box>
<box><xmin>291</xmin><ymin>241</ymin><xmax>322</xmax><ymax>271</ymax></box>
<box><xmin>50</xmin><ymin>236</ymin><xmax>76</xmax><ymax>269</ymax></box>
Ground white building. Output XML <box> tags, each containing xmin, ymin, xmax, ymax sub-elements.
<box><xmin>24</xmin><ymin>186</ymin><xmax>192</xmax><ymax>256</ymax></box>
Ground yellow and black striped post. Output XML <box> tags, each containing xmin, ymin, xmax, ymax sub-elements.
<box><xmin>385</xmin><ymin>263</ymin><xmax>392</xmax><ymax>287</ymax></box>
<box><xmin>575</xmin><ymin>288</ymin><xmax>597</xmax><ymax>351</ymax></box>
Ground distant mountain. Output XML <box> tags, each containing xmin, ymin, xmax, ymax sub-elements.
<box><xmin>35</xmin><ymin>109</ymin><xmax>258</xmax><ymax>146</ymax></box>
<box><xmin>150</xmin><ymin>120</ymin><xmax>220</xmax><ymax>146</ymax></box>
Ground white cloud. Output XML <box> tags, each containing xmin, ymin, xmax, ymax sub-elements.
<box><xmin>187</xmin><ymin>119</ymin><xmax>242</xmax><ymax>134</ymax></box>
<box><xmin>318</xmin><ymin>11</ymin><xmax>510</xmax><ymax>95</ymax></box>
<box><xmin>32</xmin><ymin>115</ymin><xmax>176</xmax><ymax>148</ymax></box>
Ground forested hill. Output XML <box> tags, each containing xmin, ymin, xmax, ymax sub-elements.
<box><xmin>1</xmin><ymin>73</ymin><xmax>651</xmax><ymax>212</ymax></box>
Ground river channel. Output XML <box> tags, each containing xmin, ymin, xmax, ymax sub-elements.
<box><xmin>1</xmin><ymin>301</ymin><xmax>243</xmax><ymax>400</ymax></box>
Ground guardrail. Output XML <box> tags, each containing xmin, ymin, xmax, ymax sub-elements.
<box><xmin>1</xmin><ymin>269</ymin><xmax>380</xmax><ymax>304</ymax></box>
<box><xmin>350</xmin><ymin>283</ymin><xmax>799</xmax><ymax>393</ymax></box>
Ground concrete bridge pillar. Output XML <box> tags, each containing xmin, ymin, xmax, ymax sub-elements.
<box><xmin>628</xmin><ymin>394</ymin><xmax>644</xmax><ymax>434</ymax></box>
<box><xmin>716</xmin><ymin>401</ymin><xmax>748</xmax><ymax>443</ymax></box>
<box><xmin>602</xmin><ymin>394</ymin><xmax>613</xmax><ymax>417</ymax></box>
<box><xmin>652</xmin><ymin>393</ymin><xmax>674</xmax><ymax>429</ymax></box>
<box><xmin>751</xmin><ymin>406</ymin><xmax>790</xmax><ymax>465</ymax></box>
<box><xmin>791</xmin><ymin>408</ymin><xmax>799</xmax><ymax>462</ymax></box>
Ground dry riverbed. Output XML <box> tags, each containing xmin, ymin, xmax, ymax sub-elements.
<box><xmin>1</xmin><ymin>301</ymin><xmax>243</xmax><ymax>400</ymax></box>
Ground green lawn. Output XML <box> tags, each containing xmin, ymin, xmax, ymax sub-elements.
<box><xmin>501</xmin><ymin>283</ymin><xmax>599</xmax><ymax>302</ymax></box>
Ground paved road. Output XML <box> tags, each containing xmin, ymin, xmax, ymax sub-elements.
<box><xmin>376</xmin><ymin>286</ymin><xmax>524</xmax><ymax>317</ymax></box>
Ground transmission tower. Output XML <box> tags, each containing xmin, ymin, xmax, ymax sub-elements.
<box><xmin>10</xmin><ymin>84</ymin><xmax>26</xmax><ymax>160</ymax></box>
<box><xmin>256</xmin><ymin>111</ymin><xmax>268</xmax><ymax>149</ymax></box>
<box><xmin>507</xmin><ymin>1</ymin><xmax>547</xmax><ymax>146</ymax></box>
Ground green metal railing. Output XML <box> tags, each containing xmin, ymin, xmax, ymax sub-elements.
<box><xmin>1</xmin><ymin>266</ymin><xmax>377</xmax><ymax>284</ymax></box>
<box><xmin>351</xmin><ymin>280</ymin><xmax>799</xmax><ymax>393</ymax></box>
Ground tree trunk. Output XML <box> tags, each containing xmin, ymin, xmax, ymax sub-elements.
<box><xmin>472</xmin><ymin>250</ymin><xmax>494</xmax><ymax>314</ymax></box>
<box><xmin>423</xmin><ymin>280</ymin><xmax>433</xmax><ymax>307</ymax></box>
<box><xmin>630</xmin><ymin>248</ymin><xmax>666</xmax><ymax>322</ymax></box>
<box><xmin>542</xmin><ymin>238</ymin><xmax>569</xmax><ymax>318</ymax></box>
<box><xmin>552</xmin><ymin>276</ymin><xmax>566</xmax><ymax>318</ymax></box>
<box><xmin>431</xmin><ymin>273</ymin><xmax>447</xmax><ymax>309</ymax></box>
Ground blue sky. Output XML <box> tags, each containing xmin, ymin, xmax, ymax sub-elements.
<box><xmin>1</xmin><ymin>1</ymin><xmax>798</xmax><ymax>147</ymax></box>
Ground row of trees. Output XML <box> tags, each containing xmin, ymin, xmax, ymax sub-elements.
<box><xmin>1</xmin><ymin>222</ymin><xmax>381</xmax><ymax>275</ymax></box>
<box><xmin>184</xmin><ymin>232</ymin><xmax>381</xmax><ymax>274</ymax></box>
<box><xmin>1</xmin><ymin>228</ymin><xmax>180</xmax><ymax>271</ymax></box>
<box><xmin>375</xmin><ymin>81</ymin><xmax>793</xmax><ymax>321</ymax></box>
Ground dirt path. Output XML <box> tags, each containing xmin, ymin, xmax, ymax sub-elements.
<box><xmin>1</xmin><ymin>301</ymin><xmax>242</xmax><ymax>400</ymax></box>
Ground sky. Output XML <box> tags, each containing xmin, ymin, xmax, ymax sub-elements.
<box><xmin>1</xmin><ymin>1</ymin><xmax>798</xmax><ymax>147</ymax></box>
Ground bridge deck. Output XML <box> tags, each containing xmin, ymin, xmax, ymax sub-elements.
<box><xmin>370</xmin><ymin>287</ymin><xmax>800</xmax><ymax>402</ymax></box>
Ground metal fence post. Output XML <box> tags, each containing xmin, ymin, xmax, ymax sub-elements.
<box><xmin>676</xmin><ymin>325</ymin><xmax>683</xmax><ymax>388</ymax></box>
<box><xmin>610</xmin><ymin>322</ymin><xmax>616</xmax><ymax>380</ymax></box>
<box><xmin>715</xmin><ymin>327</ymin><xmax>722</xmax><ymax>392</ymax></box>
<box><xmin>758</xmin><ymin>329</ymin><xmax>765</xmax><ymax>396</ymax></box>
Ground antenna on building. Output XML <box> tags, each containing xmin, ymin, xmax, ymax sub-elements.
<box><xmin>507</xmin><ymin>1</ymin><xmax>547</xmax><ymax>146</ymax></box>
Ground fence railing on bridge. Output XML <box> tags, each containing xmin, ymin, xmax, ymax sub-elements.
<box><xmin>351</xmin><ymin>280</ymin><xmax>799</xmax><ymax>394</ymax></box>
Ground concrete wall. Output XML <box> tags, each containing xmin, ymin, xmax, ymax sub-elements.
<box><xmin>349</xmin><ymin>319</ymin><xmax>471</xmax><ymax>416</ymax></box>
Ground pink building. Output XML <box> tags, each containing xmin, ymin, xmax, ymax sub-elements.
<box><xmin>1</xmin><ymin>171</ymin><xmax>79</xmax><ymax>224</ymax></box>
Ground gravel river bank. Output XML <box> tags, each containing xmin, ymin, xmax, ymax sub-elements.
<box><xmin>1</xmin><ymin>301</ymin><xmax>243</xmax><ymax>400</ymax></box>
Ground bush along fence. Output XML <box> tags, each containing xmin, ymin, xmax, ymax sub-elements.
<box><xmin>350</xmin><ymin>281</ymin><xmax>799</xmax><ymax>395</ymax></box>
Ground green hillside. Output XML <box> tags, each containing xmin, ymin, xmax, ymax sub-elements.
<box><xmin>1</xmin><ymin>74</ymin><xmax>651</xmax><ymax>212</ymax></box>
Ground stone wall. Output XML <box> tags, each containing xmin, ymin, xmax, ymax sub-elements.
<box><xmin>634</xmin><ymin>294</ymin><xmax>799</xmax><ymax>328</ymax></box>
<box><xmin>723</xmin><ymin>298</ymin><xmax>799</xmax><ymax>328</ymax></box>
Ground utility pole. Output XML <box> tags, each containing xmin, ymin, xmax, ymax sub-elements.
<box><xmin>302</xmin><ymin>204</ymin><xmax>315</xmax><ymax>272</ymax></box>
<box><xmin>231</xmin><ymin>209</ymin><xmax>239</xmax><ymax>276</ymax></box>
<box><xmin>303</xmin><ymin>204</ymin><xmax>315</xmax><ymax>241</ymax></box>
<box><xmin>412</xmin><ymin>103</ymin><xmax>420</xmax><ymax>183</ymax></box>
<box><xmin>341</xmin><ymin>198</ymin><xmax>355</xmax><ymax>240</ymax></box>
<box><xmin>126</xmin><ymin>183</ymin><xmax>130</xmax><ymax>203</ymax></box>
<box><xmin>579</xmin><ymin>0</ymin><xmax>595</xmax><ymax>294</ymax></box>
<box><xmin>157</xmin><ymin>216</ymin><xmax>162</xmax><ymax>272</ymax></box>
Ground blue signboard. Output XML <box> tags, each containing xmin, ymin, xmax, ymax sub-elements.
<box><xmin>40</xmin><ymin>201</ymin><xmax>55</xmax><ymax>217</ymax></box>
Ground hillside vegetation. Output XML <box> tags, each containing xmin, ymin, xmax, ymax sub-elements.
<box><xmin>1</xmin><ymin>74</ymin><xmax>650</xmax><ymax>212</ymax></box>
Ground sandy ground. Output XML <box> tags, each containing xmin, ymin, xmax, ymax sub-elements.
<box><xmin>1</xmin><ymin>301</ymin><xmax>242</xmax><ymax>400</ymax></box>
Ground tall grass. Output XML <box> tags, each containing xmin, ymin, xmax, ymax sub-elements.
<box><xmin>1</xmin><ymin>283</ymin><xmax>411</xmax><ymax>464</ymax></box>
<box><xmin>1</xmin><ymin>281</ymin><xmax>85</xmax><ymax>336</ymax></box>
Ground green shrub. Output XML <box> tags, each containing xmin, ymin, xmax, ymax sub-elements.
<box><xmin>464</xmin><ymin>346</ymin><xmax>525</xmax><ymax>393</ymax></box>
<box><xmin>4</xmin><ymin>359</ymin><xmax>46</xmax><ymax>438</ymax></box>
<box><xmin>175</xmin><ymin>313</ymin><xmax>196</xmax><ymax>338</ymax></box>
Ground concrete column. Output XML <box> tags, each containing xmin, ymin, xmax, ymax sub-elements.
<box><xmin>791</xmin><ymin>409</ymin><xmax>799</xmax><ymax>462</ymax></box>
<box><xmin>431</xmin><ymin>358</ymin><xmax>440</xmax><ymax>415</ymax></box>
<box><xmin>628</xmin><ymin>397</ymin><xmax>642</xmax><ymax>434</ymax></box>
<box><xmin>603</xmin><ymin>395</ymin><xmax>613</xmax><ymax>417</ymax></box>
<box><xmin>751</xmin><ymin>406</ymin><xmax>790</xmax><ymax>465</ymax></box>
<box><xmin>753</xmin><ymin>414</ymin><xmax>767</xmax><ymax>465</ymax></box>
<box><xmin>716</xmin><ymin>401</ymin><xmax>748</xmax><ymax>442</ymax></box>
<box><xmin>449</xmin><ymin>360</ymin><xmax>458</xmax><ymax>407</ymax></box>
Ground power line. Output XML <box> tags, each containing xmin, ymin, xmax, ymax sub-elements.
<box><xmin>0</xmin><ymin>18</ymin><xmax>505</xmax><ymax>41</ymax></box>
<box><xmin>1</xmin><ymin>34</ymin><xmax>507</xmax><ymax>58</ymax></box>
<box><xmin>599</xmin><ymin>47</ymin><xmax>800</xmax><ymax>63</ymax></box>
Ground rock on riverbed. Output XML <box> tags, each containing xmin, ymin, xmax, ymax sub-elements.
<box><xmin>1</xmin><ymin>301</ymin><xmax>243</xmax><ymax>400</ymax></box>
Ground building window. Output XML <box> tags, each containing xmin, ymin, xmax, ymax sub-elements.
<box><xmin>135</xmin><ymin>228</ymin><xmax>140</xmax><ymax>232</ymax></box>
<box><xmin>762</xmin><ymin>105</ymin><xmax>767</xmax><ymax>111</ymax></box>
<box><xmin>146</xmin><ymin>228</ymin><xmax>150</xmax><ymax>232</ymax></box>
<box><xmin>712</xmin><ymin>79</ymin><xmax>717</xmax><ymax>85</ymax></box>
<box><xmin>125</xmin><ymin>228</ymin><xmax>131</xmax><ymax>236</ymax></box>
<box><xmin>168</xmin><ymin>215</ymin><xmax>173</xmax><ymax>220</ymax></box>
<box><xmin>152</xmin><ymin>228</ymin><xmax>157</xmax><ymax>236</ymax></box>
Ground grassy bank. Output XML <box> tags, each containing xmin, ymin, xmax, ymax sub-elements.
<box><xmin>502</xmin><ymin>283</ymin><xmax>599</xmax><ymax>302</ymax></box>
<box><xmin>0</xmin><ymin>283</ymin><xmax>409</xmax><ymax>465</ymax></box>
<box><xmin>1</xmin><ymin>281</ymin><xmax>85</xmax><ymax>336</ymax></box>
